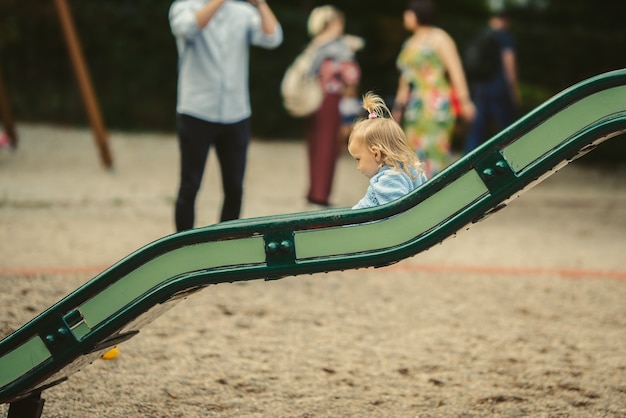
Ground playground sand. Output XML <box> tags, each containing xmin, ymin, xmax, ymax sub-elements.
<box><xmin>1</xmin><ymin>124</ymin><xmax>625</xmax><ymax>417</ymax></box>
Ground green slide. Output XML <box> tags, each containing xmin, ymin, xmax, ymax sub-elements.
<box><xmin>1</xmin><ymin>69</ymin><xmax>625</xmax><ymax>417</ymax></box>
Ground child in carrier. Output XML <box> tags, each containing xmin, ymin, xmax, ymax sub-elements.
<box><xmin>348</xmin><ymin>92</ymin><xmax>428</xmax><ymax>209</ymax></box>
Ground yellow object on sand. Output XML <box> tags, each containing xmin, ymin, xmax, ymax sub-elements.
<box><xmin>101</xmin><ymin>346</ymin><xmax>120</xmax><ymax>360</ymax></box>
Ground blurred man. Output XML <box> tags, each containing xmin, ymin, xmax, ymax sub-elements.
<box><xmin>463</xmin><ymin>10</ymin><xmax>520</xmax><ymax>153</ymax></box>
<box><xmin>169</xmin><ymin>0</ymin><xmax>283</xmax><ymax>230</ymax></box>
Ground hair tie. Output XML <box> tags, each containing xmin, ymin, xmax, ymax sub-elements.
<box><xmin>368</xmin><ymin>112</ymin><xmax>378</xmax><ymax>119</ymax></box>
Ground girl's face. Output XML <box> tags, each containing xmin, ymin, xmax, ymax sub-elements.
<box><xmin>348</xmin><ymin>137</ymin><xmax>381</xmax><ymax>179</ymax></box>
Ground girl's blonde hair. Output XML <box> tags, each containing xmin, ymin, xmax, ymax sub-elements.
<box><xmin>348</xmin><ymin>92</ymin><xmax>421</xmax><ymax>177</ymax></box>
<box><xmin>307</xmin><ymin>5</ymin><xmax>343</xmax><ymax>37</ymax></box>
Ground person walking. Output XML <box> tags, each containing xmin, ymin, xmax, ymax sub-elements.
<box><xmin>463</xmin><ymin>10</ymin><xmax>520</xmax><ymax>153</ymax></box>
<box><xmin>393</xmin><ymin>0</ymin><xmax>475</xmax><ymax>179</ymax></box>
<box><xmin>304</xmin><ymin>5</ymin><xmax>362</xmax><ymax>208</ymax></box>
<box><xmin>169</xmin><ymin>0</ymin><xmax>283</xmax><ymax>231</ymax></box>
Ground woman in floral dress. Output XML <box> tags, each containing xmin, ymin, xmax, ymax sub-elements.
<box><xmin>394</xmin><ymin>0</ymin><xmax>475</xmax><ymax>178</ymax></box>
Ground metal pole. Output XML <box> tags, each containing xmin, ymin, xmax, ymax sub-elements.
<box><xmin>54</xmin><ymin>0</ymin><xmax>113</xmax><ymax>169</ymax></box>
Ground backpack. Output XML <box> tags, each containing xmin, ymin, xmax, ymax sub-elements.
<box><xmin>281</xmin><ymin>45</ymin><xmax>323</xmax><ymax>117</ymax></box>
<box><xmin>463</xmin><ymin>29</ymin><xmax>501</xmax><ymax>82</ymax></box>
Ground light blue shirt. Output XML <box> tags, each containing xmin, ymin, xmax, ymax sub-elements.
<box><xmin>352</xmin><ymin>165</ymin><xmax>428</xmax><ymax>210</ymax></box>
<box><xmin>169</xmin><ymin>0</ymin><xmax>283</xmax><ymax>123</ymax></box>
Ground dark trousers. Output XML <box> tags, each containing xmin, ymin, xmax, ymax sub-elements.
<box><xmin>306</xmin><ymin>93</ymin><xmax>342</xmax><ymax>206</ymax></box>
<box><xmin>175</xmin><ymin>113</ymin><xmax>249</xmax><ymax>231</ymax></box>
<box><xmin>464</xmin><ymin>78</ymin><xmax>516</xmax><ymax>153</ymax></box>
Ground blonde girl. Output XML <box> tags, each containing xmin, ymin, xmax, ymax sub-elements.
<box><xmin>348</xmin><ymin>92</ymin><xmax>428</xmax><ymax>209</ymax></box>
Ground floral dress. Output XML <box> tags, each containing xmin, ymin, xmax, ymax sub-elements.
<box><xmin>397</xmin><ymin>38</ymin><xmax>455</xmax><ymax>178</ymax></box>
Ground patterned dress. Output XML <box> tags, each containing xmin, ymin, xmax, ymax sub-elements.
<box><xmin>397</xmin><ymin>38</ymin><xmax>455</xmax><ymax>178</ymax></box>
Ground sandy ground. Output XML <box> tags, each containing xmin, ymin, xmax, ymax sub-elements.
<box><xmin>0</xmin><ymin>124</ymin><xmax>625</xmax><ymax>417</ymax></box>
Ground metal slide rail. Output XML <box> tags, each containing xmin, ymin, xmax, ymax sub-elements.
<box><xmin>1</xmin><ymin>69</ymin><xmax>626</xmax><ymax>411</ymax></box>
